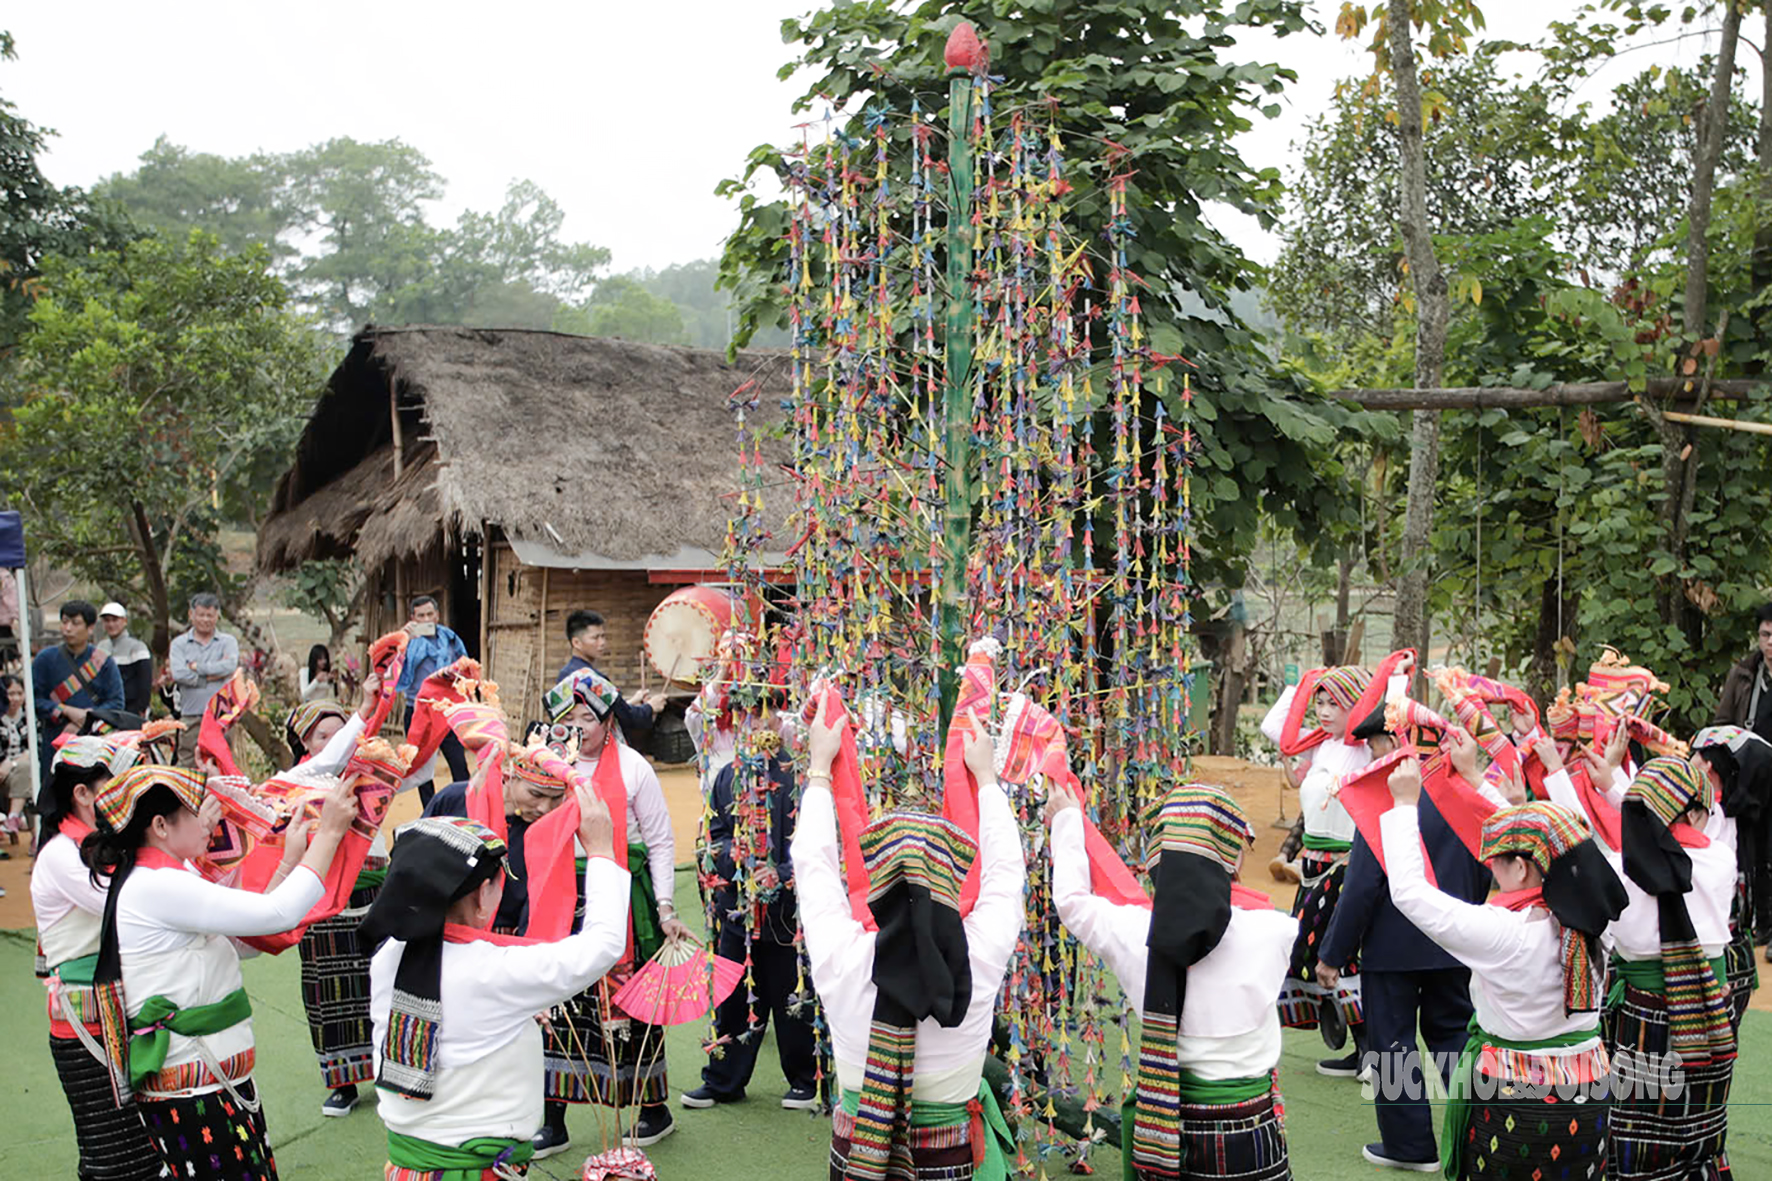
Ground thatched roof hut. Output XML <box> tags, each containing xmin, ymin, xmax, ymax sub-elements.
<box><xmin>259</xmin><ymin>326</ymin><xmax>794</xmax><ymax>738</ymax></box>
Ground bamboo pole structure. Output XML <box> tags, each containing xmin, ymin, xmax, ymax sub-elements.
<box><xmin>1661</xmin><ymin>408</ymin><xmax>1772</xmax><ymax>437</ymax></box>
<box><xmin>1333</xmin><ymin>377</ymin><xmax>1763</xmax><ymax>410</ymax></box>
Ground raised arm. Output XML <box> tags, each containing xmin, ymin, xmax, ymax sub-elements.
<box><xmin>1048</xmin><ymin>802</ymin><xmax>1148</xmax><ymax>998</ymax></box>
<box><xmin>790</xmin><ymin>780</ymin><xmax>873</xmax><ymax>994</ymax></box>
<box><xmin>304</xmin><ymin>713</ymin><xmax>367</xmax><ymax>776</ymax></box>
<box><xmin>475</xmin><ymin>857</ymin><xmax>631</xmax><ymax>1011</ymax></box>
<box><xmin>962</xmin><ymin>778</ymin><xmax>1027</xmax><ymax>972</ymax></box>
<box><xmin>133</xmin><ymin>864</ymin><xmax>325</xmax><ymax>938</ymax></box>
<box><xmin>1380</xmin><ymin>804</ymin><xmax>1525</xmax><ymax>970</ymax></box>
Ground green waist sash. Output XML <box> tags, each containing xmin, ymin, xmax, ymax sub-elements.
<box><xmin>355</xmin><ymin>865</ymin><xmax>389</xmax><ymax>892</ymax></box>
<box><xmin>55</xmin><ymin>952</ymin><xmax>99</xmax><ymax>987</ymax></box>
<box><xmin>626</xmin><ymin>842</ymin><xmax>664</xmax><ymax>965</ymax></box>
<box><xmin>1605</xmin><ymin>955</ymin><xmax>1728</xmax><ymax>1009</ymax></box>
<box><xmin>129</xmin><ymin>986</ymin><xmax>252</xmax><ymax>1088</ymax></box>
<box><xmin>1301</xmin><ymin>834</ymin><xmax>1352</xmax><ymax>854</ymax></box>
<box><xmin>386</xmin><ymin>1131</ymin><xmax>534</xmax><ymax>1180</ymax></box>
<box><xmin>838</xmin><ymin>1080</ymin><xmax>1014</xmax><ymax>1181</ymax></box>
<box><xmin>1441</xmin><ymin>1018</ymin><xmax>1598</xmax><ymax>1181</ymax></box>
<box><xmin>1118</xmin><ymin>1073</ymin><xmax>1272</xmax><ymax>1181</ymax></box>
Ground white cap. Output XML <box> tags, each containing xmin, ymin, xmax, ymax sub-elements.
<box><xmin>99</xmin><ymin>601</ymin><xmax>129</xmax><ymax>619</ymax></box>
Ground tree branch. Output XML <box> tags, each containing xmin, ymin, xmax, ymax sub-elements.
<box><xmin>1334</xmin><ymin>378</ymin><xmax>1764</xmax><ymax>410</ymax></box>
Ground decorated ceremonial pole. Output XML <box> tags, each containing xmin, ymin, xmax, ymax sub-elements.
<box><xmin>938</xmin><ymin>22</ymin><xmax>981</xmax><ymax>727</ymax></box>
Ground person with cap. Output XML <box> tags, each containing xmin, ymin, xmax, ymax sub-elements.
<box><xmin>1689</xmin><ymin>725</ymin><xmax>1772</xmax><ymax>1026</ymax></box>
<box><xmin>83</xmin><ymin>763</ymin><xmax>360</xmax><ymax>1180</ymax></box>
<box><xmin>281</xmin><ymin>675</ymin><xmax>391</xmax><ymax>1118</ymax></box>
<box><xmin>1048</xmin><ymin>777</ymin><xmax>1297</xmax><ymax>1180</ymax></box>
<box><xmin>1263</xmin><ymin>664</ymin><xmax>1376</xmax><ymax>1079</ymax></box>
<box><xmin>29</xmin><ymin>736</ymin><xmax>165</xmax><ymax>1181</ymax></box>
<box><xmin>1541</xmin><ymin>750</ymin><xmax>1738</xmax><ymax>1177</ymax></box>
<box><xmin>364</xmin><ymin>788</ymin><xmax>629</xmax><ymax>1181</ymax></box>
<box><xmin>1378</xmin><ymin>755</ymin><xmax>1627</xmax><ymax>1179</ymax></box>
<box><xmin>33</xmin><ymin>599</ymin><xmax>124</xmax><ymax>782</ymax></box>
<box><xmin>679</xmin><ymin>687</ymin><xmax>819</xmax><ymax>1113</ymax></box>
<box><xmin>794</xmin><ymin>692</ymin><xmax>1024</xmax><ymax>1180</ymax></box>
<box><xmin>96</xmin><ymin>603</ymin><xmax>153</xmax><ymax>717</ymax></box>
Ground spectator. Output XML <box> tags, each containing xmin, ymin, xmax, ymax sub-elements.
<box><xmin>1713</xmin><ymin>601</ymin><xmax>1772</xmax><ymax>948</ymax></box>
<box><xmin>96</xmin><ymin>601</ymin><xmax>154</xmax><ymax>715</ymax></box>
<box><xmin>1</xmin><ymin>673</ymin><xmax>29</xmax><ymax>858</ymax></box>
<box><xmin>394</xmin><ymin>595</ymin><xmax>470</xmax><ymax>802</ymax></box>
<box><xmin>558</xmin><ymin>609</ymin><xmax>666</xmax><ymax>742</ymax></box>
<box><xmin>168</xmin><ymin>592</ymin><xmax>239</xmax><ymax>767</ymax></box>
<box><xmin>31</xmin><ymin>600</ymin><xmax>124</xmax><ymax>781</ymax></box>
<box><xmin>301</xmin><ymin>643</ymin><xmax>338</xmax><ymax>702</ymax></box>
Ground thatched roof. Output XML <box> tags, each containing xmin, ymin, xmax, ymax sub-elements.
<box><xmin>258</xmin><ymin>327</ymin><xmax>795</xmax><ymax>572</ymax></box>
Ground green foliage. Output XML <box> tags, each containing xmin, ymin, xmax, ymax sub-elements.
<box><xmin>95</xmin><ymin>139</ymin><xmax>609</xmax><ymax>332</ymax></box>
<box><xmin>280</xmin><ymin>557</ymin><xmax>364</xmax><ymax>649</ymax></box>
<box><xmin>0</xmin><ymin>230</ymin><xmax>329</xmax><ymax>647</ymax></box>
<box><xmin>0</xmin><ymin>33</ymin><xmax>136</xmax><ymax>353</ymax></box>
<box><xmin>556</xmin><ymin>274</ymin><xmax>688</xmax><ymax>344</ymax></box>
<box><xmin>717</xmin><ymin>0</ymin><xmax>1386</xmax><ymax>588</ymax></box>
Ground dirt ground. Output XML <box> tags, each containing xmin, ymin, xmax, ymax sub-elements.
<box><xmin>5</xmin><ymin>752</ymin><xmax>1767</xmax><ymax>1011</ymax></box>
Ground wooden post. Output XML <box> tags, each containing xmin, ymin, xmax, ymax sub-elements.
<box><xmin>533</xmin><ymin>566</ymin><xmax>550</xmax><ymax>724</ymax></box>
<box><xmin>389</xmin><ymin>376</ymin><xmax>405</xmax><ymax>480</ymax></box>
<box><xmin>478</xmin><ymin>525</ymin><xmax>491</xmax><ymax>667</ymax></box>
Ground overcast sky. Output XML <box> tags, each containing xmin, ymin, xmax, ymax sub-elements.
<box><xmin>4</xmin><ymin>2</ymin><xmax>1747</xmax><ymax>276</ymax></box>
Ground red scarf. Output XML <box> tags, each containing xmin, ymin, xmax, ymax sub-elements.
<box><xmin>520</xmin><ymin>740</ymin><xmax>629</xmax><ymax>941</ymax></box>
<box><xmin>444</xmin><ymin>922</ymin><xmax>542</xmax><ymax>947</ymax></box>
<box><xmin>1334</xmin><ymin>746</ymin><xmax>1499</xmax><ymax>881</ymax></box>
<box><xmin>134</xmin><ymin>846</ymin><xmax>189</xmax><ymax>873</ymax></box>
<box><xmin>1490</xmin><ymin>886</ymin><xmax>1546</xmax><ymax>913</ymax></box>
<box><xmin>803</xmin><ymin>684</ymin><xmax>879</xmax><ymax>929</ymax></box>
<box><xmin>59</xmin><ymin>816</ymin><xmax>93</xmax><ymax>844</ymax></box>
<box><xmin>404</xmin><ymin>658</ymin><xmax>476</xmax><ymax>773</ymax></box>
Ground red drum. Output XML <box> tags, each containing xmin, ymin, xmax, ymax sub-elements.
<box><xmin>643</xmin><ymin>585</ymin><xmax>763</xmax><ymax>686</ymax></box>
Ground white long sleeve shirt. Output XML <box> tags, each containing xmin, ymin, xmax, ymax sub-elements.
<box><xmin>1542</xmin><ymin>768</ymin><xmax>1735</xmax><ymax>959</ymax></box>
<box><xmin>1381</xmin><ymin>805</ymin><xmax>1600</xmax><ymax>1043</ymax></box>
<box><xmin>792</xmin><ymin>779</ymin><xmax>1025</xmax><ymax>1102</ymax></box>
<box><xmin>370</xmin><ymin>857</ymin><xmax>630</xmax><ymax>1146</ymax></box>
<box><xmin>116</xmin><ymin>861</ymin><xmax>325</xmax><ymax>1090</ymax></box>
<box><xmin>1050</xmin><ymin>808</ymin><xmax>1295</xmax><ymax>1078</ymax></box>
<box><xmin>577</xmin><ymin>742</ymin><xmax>673</xmax><ymax>909</ymax></box>
<box><xmin>32</xmin><ymin>831</ymin><xmax>110</xmax><ymax>970</ymax></box>
<box><xmin>1299</xmin><ymin>736</ymin><xmax>1370</xmax><ymax>843</ymax></box>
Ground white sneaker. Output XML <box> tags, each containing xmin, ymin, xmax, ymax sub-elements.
<box><xmin>1361</xmin><ymin>1144</ymin><xmax>1439</xmax><ymax>1172</ymax></box>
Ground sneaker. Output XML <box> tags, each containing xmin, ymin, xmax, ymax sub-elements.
<box><xmin>1316</xmin><ymin>1051</ymin><xmax>1361</xmax><ymax>1078</ymax></box>
<box><xmin>320</xmin><ymin>1085</ymin><xmax>359</xmax><ymax>1117</ymax></box>
<box><xmin>630</xmin><ymin>1105</ymin><xmax>675</xmax><ymax>1147</ymax></box>
<box><xmin>530</xmin><ymin>1122</ymin><xmax>571</xmax><ymax>1161</ymax></box>
<box><xmin>1361</xmin><ymin>1143</ymin><xmax>1439</xmax><ymax>1172</ymax></box>
<box><xmin>681</xmin><ymin>1085</ymin><xmax>741</xmax><ymax>1109</ymax></box>
<box><xmin>780</xmin><ymin>1086</ymin><xmax>820</xmax><ymax>1111</ymax></box>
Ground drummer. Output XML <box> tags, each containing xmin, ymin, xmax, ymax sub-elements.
<box><xmin>558</xmin><ymin>609</ymin><xmax>666</xmax><ymax>742</ymax></box>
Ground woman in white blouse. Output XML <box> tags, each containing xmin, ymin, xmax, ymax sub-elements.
<box><xmin>85</xmin><ymin>763</ymin><xmax>359</xmax><ymax>1181</ymax></box>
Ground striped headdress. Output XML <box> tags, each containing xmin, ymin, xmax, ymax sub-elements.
<box><xmin>544</xmin><ymin>667</ymin><xmax>620</xmax><ymax>724</ymax></box>
<box><xmin>1313</xmin><ymin>665</ymin><xmax>1372</xmax><ymax>710</ymax></box>
<box><xmin>1133</xmin><ymin>784</ymin><xmax>1253</xmax><ymax>1179</ymax></box>
<box><xmin>845</xmin><ymin>812</ymin><xmax>978</xmax><ymax>1181</ymax></box>
<box><xmin>360</xmin><ymin>817</ymin><xmax>511</xmax><ymax>1101</ymax></box>
<box><xmin>506</xmin><ymin>739</ymin><xmax>572</xmax><ymax>794</ymax></box>
<box><xmin>1480</xmin><ymin>802</ymin><xmax>1625</xmax><ymax>1013</ymax></box>
<box><xmin>93</xmin><ymin>765</ymin><xmax>205</xmax><ymax>834</ymax></box>
<box><xmin>284</xmin><ymin>700</ymin><xmax>350</xmax><ymax>761</ymax></box>
<box><xmin>1623</xmin><ymin>757</ymin><xmax>1734</xmax><ymax>1063</ymax></box>
<box><xmin>52</xmin><ymin>735</ymin><xmax>141</xmax><ymax>779</ymax></box>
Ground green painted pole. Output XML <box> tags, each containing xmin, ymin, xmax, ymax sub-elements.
<box><xmin>939</xmin><ymin>23</ymin><xmax>979</xmax><ymax>729</ymax></box>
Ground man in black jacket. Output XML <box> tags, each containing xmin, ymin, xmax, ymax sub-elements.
<box><xmin>1317</xmin><ymin>781</ymin><xmax>1489</xmax><ymax>1172</ymax></box>
<box><xmin>558</xmin><ymin>609</ymin><xmax>666</xmax><ymax>743</ymax></box>
<box><xmin>679</xmin><ymin>705</ymin><xmax>819</xmax><ymax>1111</ymax></box>
<box><xmin>1712</xmin><ymin>601</ymin><xmax>1772</xmax><ymax>947</ymax></box>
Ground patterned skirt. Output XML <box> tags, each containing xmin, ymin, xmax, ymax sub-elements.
<box><xmin>297</xmin><ymin>877</ymin><xmax>381</xmax><ymax>1088</ymax></box>
<box><xmin>1604</xmin><ymin>985</ymin><xmax>1733</xmax><ymax>1181</ymax></box>
<box><xmin>138</xmin><ymin>1082</ymin><xmax>277</xmax><ymax>1181</ymax></box>
<box><xmin>1456</xmin><ymin>1070</ymin><xmax>1609</xmax><ymax>1179</ymax></box>
<box><xmin>1723</xmin><ymin>873</ymin><xmax>1759</xmax><ymax>1032</ymax></box>
<box><xmin>47</xmin><ymin>1034</ymin><xmax>166</xmax><ymax>1181</ymax></box>
<box><xmin>1129</xmin><ymin>1092</ymin><xmax>1291</xmax><ymax>1181</ymax></box>
<box><xmin>541</xmin><ymin>977</ymin><xmax>669</xmax><ymax>1107</ymax></box>
<box><xmin>1278</xmin><ymin>849</ymin><xmax>1361</xmax><ymax>1031</ymax></box>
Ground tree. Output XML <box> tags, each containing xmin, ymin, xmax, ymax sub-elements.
<box><xmin>0</xmin><ymin>32</ymin><xmax>135</xmax><ymax>354</ymax></box>
<box><xmin>280</xmin><ymin>557</ymin><xmax>365</xmax><ymax>654</ymax></box>
<box><xmin>558</xmin><ymin>275</ymin><xmax>688</xmax><ymax>344</ymax></box>
<box><xmin>0</xmin><ymin>230</ymin><xmax>329</xmax><ymax>653</ymax></box>
<box><xmin>92</xmin><ymin>137</ymin><xmax>292</xmax><ymax>263</ymax></box>
<box><xmin>718</xmin><ymin>0</ymin><xmax>1379</xmax><ymax>591</ymax></box>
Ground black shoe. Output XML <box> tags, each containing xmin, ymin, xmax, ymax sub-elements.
<box><xmin>780</xmin><ymin>1086</ymin><xmax>820</xmax><ymax>1111</ymax></box>
<box><xmin>530</xmin><ymin>1122</ymin><xmax>571</xmax><ymax>1160</ymax></box>
<box><xmin>631</xmin><ymin>1105</ymin><xmax>675</xmax><ymax>1147</ymax></box>
<box><xmin>681</xmin><ymin>1085</ymin><xmax>741</xmax><ymax>1109</ymax></box>
<box><xmin>321</xmin><ymin>1085</ymin><xmax>359</xmax><ymax>1117</ymax></box>
<box><xmin>1316</xmin><ymin>1051</ymin><xmax>1361</xmax><ymax>1078</ymax></box>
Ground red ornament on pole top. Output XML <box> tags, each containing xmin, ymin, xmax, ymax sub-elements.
<box><xmin>944</xmin><ymin>21</ymin><xmax>983</xmax><ymax>71</ymax></box>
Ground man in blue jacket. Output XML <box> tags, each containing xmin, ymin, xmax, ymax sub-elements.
<box><xmin>32</xmin><ymin>600</ymin><xmax>123</xmax><ymax>780</ymax></box>
<box><xmin>395</xmin><ymin>595</ymin><xmax>471</xmax><ymax>802</ymax></box>
<box><xmin>1316</xmin><ymin>746</ymin><xmax>1489</xmax><ymax>1173</ymax></box>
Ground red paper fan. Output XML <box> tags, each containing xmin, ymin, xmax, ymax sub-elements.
<box><xmin>609</xmin><ymin>940</ymin><xmax>745</xmax><ymax>1027</ymax></box>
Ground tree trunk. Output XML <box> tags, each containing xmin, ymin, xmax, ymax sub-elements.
<box><xmin>1657</xmin><ymin>3</ymin><xmax>1743</xmax><ymax>630</ymax></box>
<box><xmin>1751</xmin><ymin>0</ymin><xmax>1772</xmax><ymax>375</ymax></box>
<box><xmin>1212</xmin><ymin>622</ymin><xmax>1248</xmax><ymax>756</ymax></box>
<box><xmin>1527</xmin><ymin>573</ymin><xmax>1578</xmax><ymax>704</ymax></box>
<box><xmin>1387</xmin><ymin>0</ymin><xmax>1450</xmax><ymax>680</ymax></box>
<box><xmin>129</xmin><ymin>501</ymin><xmax>173</xmax><ymax>659</ymax></box>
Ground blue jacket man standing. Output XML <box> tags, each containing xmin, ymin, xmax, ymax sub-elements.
<box><xmin>1317</xmin><ymin>768</ymin><xmax>1490</xmax><ymax>1173</ymax></box>
<box><xmin>31</xmin><ymin>600</ymin><xmax>122</xmax><ymax>779</ymax></box>
<box><xmin>395</xmin><ymin>594</ymin><xmax>470</xmax><ymax>802</ymax></box>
